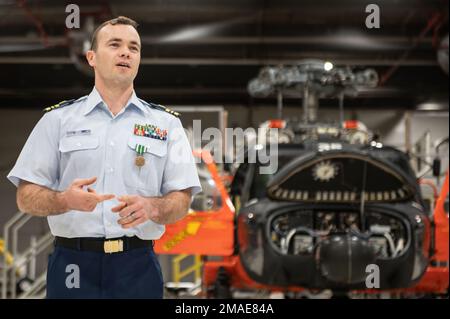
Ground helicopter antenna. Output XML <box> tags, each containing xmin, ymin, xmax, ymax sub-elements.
<box><xmin>277</xmin><ymin>89</ymin><xmax>283</xmax><ymax>119</ymax></box>
<box><xmin>359</xmin><ymin>160</ymin><xmax>368</xmax><ymax>232</ymax></box>
<box><xmin>339</xmin><ymin>92</ymin><xmax>345</xmax><ymax>127</ymax></box>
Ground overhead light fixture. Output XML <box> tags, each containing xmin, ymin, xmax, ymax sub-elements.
<box><xmin>160</xmin><ymin>25</ymin><xmax>214</xmax><ymax>43</ymax></box>
<box><xmin>416</xmin><ymin>102</ymin><xmax>448</xmax><ymax>111</ymax></box>
<box><xmin>159</xmin><ymin>16</ymin><xmax>254</xmax><ymax>43</ymax></box>
<box><xmin>324</xmin><ymin>61</ymin><xmax>333</xmax><ymax>71</ymax></box>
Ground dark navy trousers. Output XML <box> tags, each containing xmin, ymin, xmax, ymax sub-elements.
<box><xmin>46</xmin><ymin>245</ymin><xmax>163</xmax><ymax>299</ymax></box>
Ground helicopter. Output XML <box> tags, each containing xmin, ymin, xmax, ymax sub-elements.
<box><xmin>154</xmin><ymin>61</ymin><xmax>448</xmax><ymax>298</ymax></box>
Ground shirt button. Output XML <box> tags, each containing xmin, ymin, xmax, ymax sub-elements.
<box><xmin>109</xmin><ymin>141</ymin><xmax>115</xmax><ymax>147</ymax></box>
<box><xmin>76</xmin><ymin>142</ymin><xmax>81</xmax><ymax>147</ymax></box>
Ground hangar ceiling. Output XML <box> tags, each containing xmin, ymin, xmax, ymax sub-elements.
<box><xmin>0</xmin><ymin>0</ymin><xmax>448</xmax><ymax>110</ymax></box>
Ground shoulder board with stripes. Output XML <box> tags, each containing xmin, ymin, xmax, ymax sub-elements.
<box><xmin>43</xmin><ymin>97</ymin><xmax>82</xmax><ymax>113</ymax></box>
<box><xmin>138</xmin><ymin>99</ymin><xmax>180</xmax><ymax>118</ymax></box>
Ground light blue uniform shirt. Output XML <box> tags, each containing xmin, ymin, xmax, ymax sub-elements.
<box><xmin>7</xmin><ymin>87</ymin><xmax>202</xmax><ymax>240</ymax></box>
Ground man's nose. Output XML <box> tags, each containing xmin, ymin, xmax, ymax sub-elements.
<box><xmin>119</xmin><ymin>48</ymin><xmax>130</xmax><ymax>58</ymax></box>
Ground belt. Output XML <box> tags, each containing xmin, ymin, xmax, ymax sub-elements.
<box><xmin>54</xmin><ymin>236</ymin><xmax>154</xmax><ymax>254</ymax></box>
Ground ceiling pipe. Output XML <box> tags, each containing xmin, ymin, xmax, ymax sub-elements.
<box><xmin>379</xmin><ymin>11</ymin><xmax>444</xmax><ymax>85</ymax></box>
<box><xmin>16</xmin><ymin>0</ymin><xmax>49</xmax><ymax>47</ymax></box>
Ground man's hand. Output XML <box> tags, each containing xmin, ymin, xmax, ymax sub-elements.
<box><xmin>61</xmin><ymin>177</ymin><xmax>115</xmax><ymax>212</ymax></box>
<box><xmin>111</xmin><ymin>190</ymin><xmax>191</xmax><ymax>228</ymax></box>
<box><xmin>111</xmin><ymin>195</ymin><xmax>159</xmax><ymax>229</ymax></box>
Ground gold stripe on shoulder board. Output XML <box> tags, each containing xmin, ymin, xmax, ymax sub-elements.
<box><xmin>43</xmin><ymin>99</ymin><xmax>76</xmax><ymax>113</ymax></box>
<box><xmin>160</xmin><ymin>104</ymin><xmax>180</xmax><ymax>117</ymax></box>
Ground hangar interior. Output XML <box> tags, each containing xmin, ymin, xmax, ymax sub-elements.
<box><xmin>0</xmin><ymin>0</ymin><xmax>448</xmax><ymax>299</ymax></box>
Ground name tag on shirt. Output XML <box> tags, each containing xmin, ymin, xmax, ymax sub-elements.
<box><xmin>66</xmin><ymin>129</ymin><xmax>91</xmax><ymax>137</ymax></box>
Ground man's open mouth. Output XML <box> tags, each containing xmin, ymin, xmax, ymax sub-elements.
<box><xmin>116</xmin><ymin>62</ymin><xmax>131</xmax><ymax>68</ymax></box>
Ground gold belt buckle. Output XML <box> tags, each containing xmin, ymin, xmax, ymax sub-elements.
<box><xmin>104</xmin><ymin>239</ymin><xmax>124</xmax><ymax>254</ymax></box>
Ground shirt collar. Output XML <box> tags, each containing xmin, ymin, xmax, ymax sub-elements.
<box><xmin>83</xmin><ymin>87</ymin><xmax>148</xmax><ymax>116</ymax></box>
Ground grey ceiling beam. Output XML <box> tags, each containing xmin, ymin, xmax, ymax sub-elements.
<box><xmin>0</xmin><ymin>56</ymin><xmax>438</xmax><ymax>66</ymax></box>
<box><xmin>0</xmin><ymin>36</ymin><xmax>434</xmax><ymax>46</ymax></box>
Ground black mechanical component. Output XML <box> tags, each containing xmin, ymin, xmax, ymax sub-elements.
<box><xmin>318</xmin><ymin>233</ymin><xmax>376</xmax><ymax>284</ymax></box>
<box><xmin>213</xmin><ymin>267</ymin><xmax>232</xmax><ymax>299</ymax></box>
<box><xmin>233</xmin><ymin>60</ymin><xmax>430</xmax><ymax>292</ymax></box>
<box><xmin>238</xmin><ymin>199</ymin><xmax>428</xmax><ymax>290</ymax></box>
<box><xmin>268</xmin><ymin>209</ymin><xmax>407</xmax><ymax>260</ymax></box>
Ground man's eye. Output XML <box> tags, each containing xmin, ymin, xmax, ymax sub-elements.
<box><xmin>130</xmin><ymin>47</ymin><xmax>139</xmax><ymax>52</ymax></box>
<box><xmin>110</xmin><ymin>43</ymin><xmax>119</xmax><ymax>47</ymax></box>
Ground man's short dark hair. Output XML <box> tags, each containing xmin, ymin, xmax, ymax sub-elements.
<box><xmin>90</xmin><ymin>16</ymin><xmax>139</xmax><ymax>51</ymax></box>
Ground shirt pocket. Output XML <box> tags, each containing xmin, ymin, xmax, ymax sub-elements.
<box><xmin>59</xmin><ymin>135</ymin><xmax>99</xmax><ymax>153</ymax></box>
<box><xmin>123</xmin><ymin>136</ymin><xmax>167</xmax><ymax>193</ymax></box>
<box><xmin>58</xmin><ymin>135</ymin><xmax>100</xmax><ymax>182</ymax></box>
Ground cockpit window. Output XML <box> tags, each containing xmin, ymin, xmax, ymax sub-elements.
<box><xmin>191</xmin><ymin>161</ymin><xmax>223</xmax><ymax>211</ymax></box>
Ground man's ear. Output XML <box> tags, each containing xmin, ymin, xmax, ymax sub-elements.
<box><xmin>86</xmin><ymin>50</ymin><xmax>95</xmax><ymax>67</ymax></box>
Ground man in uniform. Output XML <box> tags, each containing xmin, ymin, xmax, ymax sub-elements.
<box><xmin>7</xmin><ymin>16</ymin><xmax>201</xmax><ymax>298</ymax></box>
